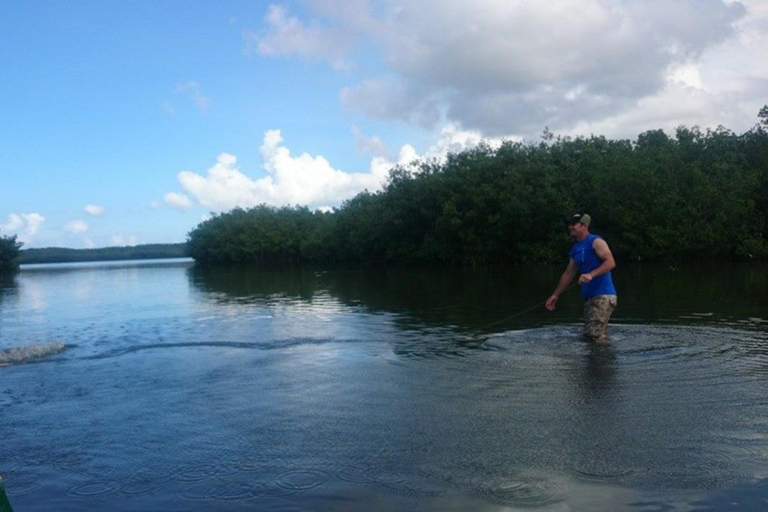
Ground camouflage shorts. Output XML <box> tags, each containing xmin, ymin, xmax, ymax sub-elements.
<box><xmin>583</xmin><ymin>295</ymin><xmax>617</xmax><ymax>340</ymax></box>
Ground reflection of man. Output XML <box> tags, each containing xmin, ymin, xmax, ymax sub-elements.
<box><xmin>545</xmin><ymin>214</ymin><xmax>617</xmax><ymax>343</ymax></box>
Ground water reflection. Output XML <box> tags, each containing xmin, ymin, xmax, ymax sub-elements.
<box><xmin>3</xmin><ymin>260</ymin><xmax>768</xmax><ymax>510</ymax></box>
<box><xmin>187</xmin><ymin>262</ymin><xmax>768</xmax><ymax>336</ymax></box>
<box><xmin>582</xmin><ymin>342</ymin><xmax>617</xmax><ymax>395</ymax></box>
<box><xmin>568</xmin><ymin>342</ymin><xmax>622</xmax><ymax>482</ymax></box>
<box><xmin>0</xmin><ymin>272</ymin><xmax>18</xmax><ymax>303</ymax></box>
<box><xmin>188</xmin><ymin>265</ymin><xmax>321</xmax><ymax>304</ymax></box>
<box><xmin>0</xmin><ymin>272</ymin><xmax>19</xmax><ymax>342</ymax></box>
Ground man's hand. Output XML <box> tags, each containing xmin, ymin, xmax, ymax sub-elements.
<box><xmin>545</xmin><ymin>295</ymin><xmax>558</xmax><ymax>311</ymax></box>
<box><xmin>578</xmin><ymin>273</ymin><xmax>593</xmax><ymax>284</ymax></box>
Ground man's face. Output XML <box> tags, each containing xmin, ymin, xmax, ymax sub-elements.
<box><xmin>568</xmin><ymin>222</ymin><xmax>587</xmax><ymax>238</ymax></box>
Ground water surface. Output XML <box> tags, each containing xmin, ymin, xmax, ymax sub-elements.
<box><xmin>1</xmin><ymin>260</ymin><xmax>767</xmax><ymax>510</ymax></box>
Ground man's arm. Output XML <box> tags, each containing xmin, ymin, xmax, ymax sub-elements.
<box><xmin>546</xmin><ymin>259</ymin><xmax>578</xmax><ymax>311</ymax></box>
<box><xmin>578</xmin><ymin>238</ymin><xmax>616</xmax><ymax>284</ymax></box>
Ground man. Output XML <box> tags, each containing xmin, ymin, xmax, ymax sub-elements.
<box><xmin>545</xmin><ymin>213</ymin><xmax>617</xmax><ymax>343</ymax></box>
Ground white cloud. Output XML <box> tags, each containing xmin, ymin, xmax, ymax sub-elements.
<box><xmin>369</xmin><ymin>143</ymin><xmax>419</xmax><ymax>181</ymax></box>
<box><xmin>340</xmin><ymin>78</ymin><xmax>443</xmax><ymax>127</ymax></box>
<box><xmin>176</xmin><ymin>132</ymin><xmax>389</xmax><ymax>211</ymax></box>
<box><xmin>111</xmin><ymin>234</ymin><xmax>138</xmax><ymax>247</ymax></box>
<box><xmin>255</xmin><ymin>0</ymin><xmax>763</xmax><ymax>137</ymax></box>
<box><xmin>171</xmin><ymin>126</ymin><xmax>494</xmax><ymax>211</ymax></box>
<box><xmin>175</xmin><ymin>81</ymin><xmax>209</xmax><ymax>111</ymax></box>
<box><xmin>569</xmin><ymin>78</ymin><xmax>747</xmax><ymax>138</ymax></box>
<box><xmin>367</xmin><ymin>123</ymin><xmax>505</xmax><ymax>177</ymax></box>
<box><xmin>425</xmin><ymin>123</ymin><xmax>502</xmax><ymax>159</ymax></box>
<box><xmin>696</xmin><ymin>0</ymin><xmax>768</xmax><ymax>96</ymax></box>
<box><xmin>164</xmin><ymin>192</ymin><xmax>193</xmax><ymax>210</ymax></box>
<box><xmin>1</xmin><ymin>214</ymin><xmax>23</xmax><ymax>233</ymax></box>
<box><xmin>84</xmin><ymin>204</ymin><xmax>105</xmax><ymax>217</ymax></box>
<box><xmin>64</xmin><ymin>220</ymin><xmax>89</xmax><ymax>234</ymax></box>
<box><xmin>1</xmin><ymin>213</ymin><xmax>45</xmax><ymax>242</ymax></box>
<box><xmin>351</xmin><ymin>125</ymin><xmax>390</xmax><ymax>158</ymax></box>
<box><xmin>669</xmin><ymin>63</ymin><xmax>705</xmax><ymax>90</ymax></box>
<box><xmin>245</xmin><ymin>4</ymin><xmax>356</xmax><ymax>70</ymax></box>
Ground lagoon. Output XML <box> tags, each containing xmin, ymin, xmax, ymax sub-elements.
<box><xmin>1</xmin><ymin>259</ymin><xmax>767</xmax><ymax>510</ymax></box>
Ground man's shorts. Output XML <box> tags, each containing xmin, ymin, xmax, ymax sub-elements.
<box><xmin>583</xmin><ymin>294</ymin><xmax>617</xmax><ymax>340</ymax></box>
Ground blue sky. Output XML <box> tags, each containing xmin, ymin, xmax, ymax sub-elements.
<box><xmin>2</xmin><ymin>0</ymin><xmax>767</xmax><ymax>248</ymax></box>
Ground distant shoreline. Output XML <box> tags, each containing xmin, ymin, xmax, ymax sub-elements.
<box><xmin>17</xmin><ymin>243</ymin><xmax>188</xmax><ymax>265</ymax></box>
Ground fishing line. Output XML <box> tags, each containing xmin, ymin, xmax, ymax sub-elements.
<box><xmin>475</xmin><ymin>281</ymin><xmax>579</xmax><ymax>331</ymax></box>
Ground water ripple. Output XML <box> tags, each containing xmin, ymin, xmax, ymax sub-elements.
<box><xmin>3</xmin><ymin>472</ymin><xmax>43</xmax><ymax>496</ymax></box>
<box><xmin>178</xmin><ymin>478</ymin><xmax>256</xmax><ymax>501</ymax></box>
<box><xmin>68</xmin><ymin>480</ymin><xmax>120</xmax><ymax>497</ymax></box>
<box><xmin>470</xmin><ymin>472</ymin><xmax>567</xmax><ymax>507</ymax></box>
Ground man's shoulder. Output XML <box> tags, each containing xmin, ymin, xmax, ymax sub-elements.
<box><xmin>589</xmin><ymin>233</ymin><xmax>607</xmax><ymax>244</ymax></box>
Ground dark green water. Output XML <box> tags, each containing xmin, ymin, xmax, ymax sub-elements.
<box><xmin>1</xmin><ymin>259</ymin><xmax>767</xmax><ymax>510</ymax></box>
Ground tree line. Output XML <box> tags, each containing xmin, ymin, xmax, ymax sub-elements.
<box><xmin>0</xmin><ymin>240</ymin><xmax>188</xmax><ymax>271</ymax></box>
<box><xmin>16</xmin><ymin>243</ymin><xmax>189</xmax><ymax>265</ymax></box>
<box><xmin>188</xmin><ymin>109</ymin><xmax>768</xmax><ymax>267</ymax></box>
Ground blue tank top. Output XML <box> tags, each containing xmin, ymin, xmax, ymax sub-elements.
<box><xmin>569</xmin><ymin>234</ymin><xmax>617</xmax><ymax>299</ymax></box>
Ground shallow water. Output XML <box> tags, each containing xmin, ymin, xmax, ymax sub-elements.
<box><xmin>1</xmin><ymin>260</ymin><xmax>767</xmax><ymax>510</ymax></box>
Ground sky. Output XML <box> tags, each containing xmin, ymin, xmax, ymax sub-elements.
<box><xmin>2</xmin><ymin>0</ymin><xmax>767</xmax><ymax>249</ymax></box>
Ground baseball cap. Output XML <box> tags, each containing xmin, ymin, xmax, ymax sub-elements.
<box><xmin>567</xmin><ymin>213</ymin><xmax>591</xmax><ymax>226</ymax></box>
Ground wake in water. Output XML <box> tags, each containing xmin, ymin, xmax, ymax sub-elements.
<box><xmin>0</xmin><ymin>341</ymin><xmax>67</xmax><ymax>366</ymax></box>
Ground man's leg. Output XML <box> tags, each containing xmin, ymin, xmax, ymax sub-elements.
<box><xmin>583</xmin><ymin>295</ymin><xmax>617</xmax><ymax>343</ymax></box>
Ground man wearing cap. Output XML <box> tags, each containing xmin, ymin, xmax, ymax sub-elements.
<box><xmin>545</xmin><ymin>213</ymin><xmax>617</xmax><ymax>343</ymax></box>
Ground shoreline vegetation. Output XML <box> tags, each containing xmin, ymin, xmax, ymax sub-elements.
<box><xmin>15</xmin><ymin>243</ymin><xmax>188</xmax><ymax>265</ymax></box>
<box><xmin>0</xmin><ymin>234</ymin><xmax>22</xmax><ymax>272</ymax></box>
<box><xmin>3</xmin><ymin>111</ymin><xmax>767</xmax><ymax>270</ymax></box>
<box><xmin>188</xmin><ymin>114</ymin><xmax>768</xmax><ymax>267</ymax></box>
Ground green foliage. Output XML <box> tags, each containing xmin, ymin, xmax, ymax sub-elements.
<box><xmin>18</xmin><ymin>243</ymin><xmax>188</xmax><ymax>264</ymax></box>
<box><xmin>188</xmin><ymin>108</ymin><xmax>768</xmax><ymax>266</ymax></box>
<box><xmin>188</xmin><ymin>205</ymin><xmax>322</xmax><ymax>265</ymax></box>
<box><xmin>0</xmin><ymin>233</ymin><xmax>23</xmax><ymax>272</ymax></box>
